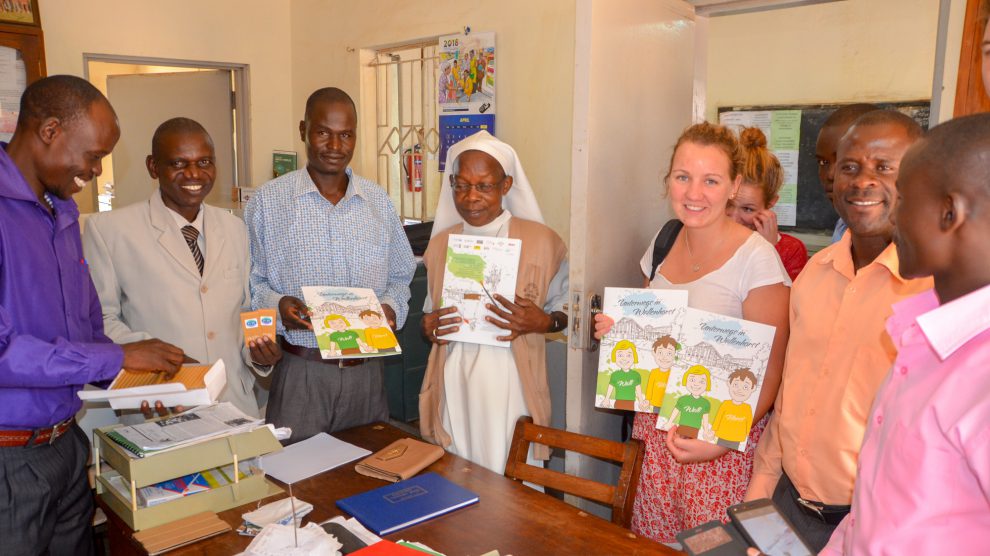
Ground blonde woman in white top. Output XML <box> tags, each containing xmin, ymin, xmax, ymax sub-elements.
<box><xmin>595</xmin><ymin>122</ymin><xmax>791</xmax><ymax>543</ymax></box>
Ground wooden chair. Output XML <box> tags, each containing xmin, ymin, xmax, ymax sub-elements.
<box><xmin>503</xmin><ymin>416</ymin><xmax>644</xmax><ymax>528</ymax></box>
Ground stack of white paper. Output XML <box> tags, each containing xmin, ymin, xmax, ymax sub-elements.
<box><xmin>261</xmin><ymin>433</ymin><xmax>371</xmax><ymax>484</ymax></box>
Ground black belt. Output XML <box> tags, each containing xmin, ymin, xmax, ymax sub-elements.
<box><xmin>783</xmin><ymin>473</ymin><xmax>850</xmax><ymax>526</ymax></box>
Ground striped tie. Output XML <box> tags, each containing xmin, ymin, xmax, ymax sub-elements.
<box><xmin>181</xmin><ymin>225</ymin><xmax>204</xmax><ymax>276</ymax></box>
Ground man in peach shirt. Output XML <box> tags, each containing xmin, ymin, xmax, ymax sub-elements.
<box><xmin>746</xmin><ymin>110</ymin><xmax>933</xmax><ymax>551</ymax></box>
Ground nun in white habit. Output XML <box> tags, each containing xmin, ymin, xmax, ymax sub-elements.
<box><xmin>419</xmin><ymin>131</ymin><xmax>568</xmax><ymax>474</ymax></box>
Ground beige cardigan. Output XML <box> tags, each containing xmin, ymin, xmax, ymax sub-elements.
<box><xmin>418</xmin><ymin>217</ymin><xmax>567</xmax><ymax>460</ymax></box>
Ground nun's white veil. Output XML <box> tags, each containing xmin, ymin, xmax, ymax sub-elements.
<box><xmin>431</xmin><ymin>130</ymin><xmax>544</xmax><ymax>237</ymax></box>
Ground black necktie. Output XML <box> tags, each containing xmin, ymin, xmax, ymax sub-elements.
<box><xmin>181</xmin><ymin>225</ymin><xmax>204</xmax><ymax>276</ymax></box>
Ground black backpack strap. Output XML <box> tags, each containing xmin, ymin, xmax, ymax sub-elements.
<box><xmin>649</xmin><ymin>219</ymin><xmax>684</xmax><ymax>281</ymax></box>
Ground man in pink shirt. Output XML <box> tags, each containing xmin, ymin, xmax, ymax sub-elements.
<box><xmin>823</xmin><ymin>113</ymin><xmax>990</xmax><ymax>554</ymax></box>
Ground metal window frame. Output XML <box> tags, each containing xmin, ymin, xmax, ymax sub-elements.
<box><xmin>370</xmin><ymin>41</ymin><xmax>441</xmax><ymax>223</ymax></box>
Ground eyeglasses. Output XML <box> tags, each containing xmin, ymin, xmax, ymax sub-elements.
<box><xmin>449</xmin><ymin>177</ymin><xmax>505</xmax><ymax>194</ymax></box>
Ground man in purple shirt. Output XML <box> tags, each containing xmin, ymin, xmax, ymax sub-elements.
<box><xmin>0</xmin><ymin>75</ymin><xmax>184</xmax><ymax>556</ymax></box>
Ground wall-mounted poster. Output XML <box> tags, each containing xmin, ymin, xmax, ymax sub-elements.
<box><xmin>719</xmin><ymin>110</ymin><xmax>801</xmax><ymax>226</ymax></box>
<box><xmin>438</xmin><ymin>31</ymin><xmax>495</xmax><ymax>115</ymax></box>
<box><xmin>0</xmin><ymin>47</ymin><xmax>26</xmax><ymax>142</ymax></box>
<box><xmin>438</xmin><ymin>32</ymin><xmax>496</xmax><ymax>171</ymax></box>
<box><xmin>0</xmin><ymin>0</ymin><xmax>39</xmax><ymax>26</ymax></box>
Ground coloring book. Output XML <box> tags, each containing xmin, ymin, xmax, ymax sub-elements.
<box><xmin>302</xmin><ymin>286</ymin><xmax>402</xmax><ymax>360</ymax></box>
<box><xmin>595</xmin><ymin>288</ymin><xmax>689</xmax><ymax>413</ymax></box>
<box><xmin>655</xmin><ymin>308</ymin><xmax>776</xmax><ymax>452</ymax></box>
<box><xmin>438</xmin><ymin>234</ymin><xmax>522</xmax><ymax>347</ymax></box>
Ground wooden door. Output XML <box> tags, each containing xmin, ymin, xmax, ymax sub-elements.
<box><xmin>953</xmin><ymin>0</ymin><xmax>990</xmax><ymax>116</ymax></box>
<box><xmin>106</xmin><ymin>70</ymin><xmax>236</xmax><ymax>209</ymax></box>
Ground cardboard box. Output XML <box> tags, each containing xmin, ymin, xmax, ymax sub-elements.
<box><xmin>78</xmin><ymin>360</ymin><xmax>227</xmax><ymax>410</ymax></box>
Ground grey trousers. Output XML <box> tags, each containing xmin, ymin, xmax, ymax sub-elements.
<box><xmin>0</xmin><ymin>422</ymin><xmax>94</xmax><ymax>556</ymax></box>
<box><xmin>771</xmin><ymin>472</ymin><xmax>841</xmax><ymax>553</ymax></box>
<box><xmin>266</xmin><ymin>351</ymin><xmax>389</xmax><ymax>445</ymax></box>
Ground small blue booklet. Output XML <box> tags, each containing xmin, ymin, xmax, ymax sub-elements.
<box><xmin>336</xmin><ymin>472</ymin><xmax>479</xmax><ymax>536</ymax></box>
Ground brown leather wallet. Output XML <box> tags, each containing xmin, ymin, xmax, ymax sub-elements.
<box><xmin>354</xmin><ymin>438</ymin><xmax>445</xmax><ymax>482</ymax></box>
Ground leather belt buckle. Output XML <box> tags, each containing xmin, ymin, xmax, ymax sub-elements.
<box><xmin>22</xmin><ymin>418</ymin><xmax>72</xmax><ymax>449</ymax></box>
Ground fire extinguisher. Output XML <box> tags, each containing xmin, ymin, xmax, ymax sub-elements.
<box><xmin>403</xmin><ymin>145</ymin><xmax>423</xmax><ymax>192</ymax></box>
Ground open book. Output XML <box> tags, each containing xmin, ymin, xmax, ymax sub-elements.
<box><xmin>78</xmin><ymin>360</ymin><xmax>227</xmax><ymax>410</ymax></box>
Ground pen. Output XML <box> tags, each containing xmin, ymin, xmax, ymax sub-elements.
<box><xmin>479</xmin><ymin>281</ymin><xmax>499</xmax><ymax>307</ymax></box>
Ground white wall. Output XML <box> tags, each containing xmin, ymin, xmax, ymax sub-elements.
<box><xmin>289</xmin><ymin>0</ymin><xmax>576</xmax><ymax>241</ymax></box>
<box><xmin>705</xmin><ymin>0</ymin><xmax>940</xmax><ymax>118</ymax></box>
<box><xmin>40</xmin><ymin>0</ymin><xmax>296</xmax><ymax>201</ymax></box>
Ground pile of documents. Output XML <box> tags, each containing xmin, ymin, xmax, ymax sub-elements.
<box><xmin>237</xmin><ymin>497</ymin><xmax>314</xmax><ymax>537</ymax></box>
<box><xmin>106</xmin><ymin>403</ymin><xmax>263</xmax><ymax>457</ymax></box>
<box><xmin>237</xmin><ymin>523</ymin><xmax>341</xmax><ymax>556</ymax></box>
<box><xmin>107</xmin><ymin>460</ymin><xmax>251</xmax><ymax>507</ymax></box>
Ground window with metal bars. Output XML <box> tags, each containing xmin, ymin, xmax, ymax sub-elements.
<box><xmin>371</xmin><ymin>42</ymin><xmax>442</xmax><ymax>224</ymax></box>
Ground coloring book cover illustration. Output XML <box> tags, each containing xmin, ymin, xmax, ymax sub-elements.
<box><xmin>439</xmin><ymin>234</ymin><xmax>521</xmax><ymax>347</ymax></box>
<box><xmin>655</xmin><ymin>308</ymin><xmax>776</xmax><ymax>451</ymax></box>
<box><xmin>301</xmin><ymin>286</ymin><xmax>402</xmax><ymax>360</ymax></box>
<box><xmin>595</xmin><ymin>288</ymin><xmax>689</xmax><ymax>413</ymax></box>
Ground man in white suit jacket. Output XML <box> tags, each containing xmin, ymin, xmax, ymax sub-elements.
<box><xmin>83</xmin><ymin>118</ymin><xmax>281</xmax><ymax>417</ymax></box>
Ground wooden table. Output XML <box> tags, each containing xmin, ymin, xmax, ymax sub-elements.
<box><xmin>100</xmin><ymin>423</ymin><xmax>677</xmax><ymax>555</ymax></box>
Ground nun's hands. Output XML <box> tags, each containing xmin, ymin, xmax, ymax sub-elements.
<box><xmin>486</xmin><ymin>294</ymin><xmax>552</xmax><ymax>341</ymax></box>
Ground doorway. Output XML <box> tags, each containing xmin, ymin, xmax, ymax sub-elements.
<box><xmin>82</xmin><ymin>55</ymin><xmax>251</xmax><ymax>214</ymax></box>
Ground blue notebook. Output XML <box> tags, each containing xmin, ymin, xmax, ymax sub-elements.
<box><xmin>336</xmin><ymin>472</ymin><xmax>479</xmax><ymax>535</ymax></box>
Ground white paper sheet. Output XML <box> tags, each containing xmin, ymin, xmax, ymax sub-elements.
<box><xmin>261</xmin><ymin>433</ymin><xmax>371</xmax><ymax>484</ymax></box>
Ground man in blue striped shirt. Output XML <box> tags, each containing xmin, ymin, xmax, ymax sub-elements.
<box><xmin>246</xmin><ymin>88</ymin><xmax>415</xmax><ymax>442</ymax></box>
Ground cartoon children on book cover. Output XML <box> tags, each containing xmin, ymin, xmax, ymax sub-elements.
<box><xmin>301</xmin><ymin>286</ymin><xmax>402</xmax><ymax>360</ymax></box>
<box><xmin>655</xmin><ymin>307</ymin><xmax>775</xmax><ymax>451</ymax></box>
<box><xmin>595</xmin><ymin>288</ymin><xmax>689</xmax><ymax>413</ymax></box>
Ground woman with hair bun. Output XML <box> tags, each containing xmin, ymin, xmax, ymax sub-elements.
<box><xmin>595</xmin><ymin>122</ymin><xmax>791</xmax><ymax>543</ymax></box>
<box><xmin>727</xmin><ymin>127</ymin><xmax>808</xmax><ymax>281</ymax></box>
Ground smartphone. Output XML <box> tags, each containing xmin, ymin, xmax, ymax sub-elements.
<box><xmin>727</xmin><ymin>499</ymin><xmax>814</xmax><ymax>556</ymax></box>
<box><xmin>676</xmin><ymin>520</ymin><xmax>749</xmax><ymax>556</ymax></box>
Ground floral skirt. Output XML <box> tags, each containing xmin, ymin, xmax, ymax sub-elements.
<box><xmin>629</xmin><ymin>411</ymin><xmax>769</xmax><ymax>543</ymax></box>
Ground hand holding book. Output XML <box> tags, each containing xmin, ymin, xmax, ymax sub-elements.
<box><xmin>485</xmin><ymin>293</ymin><xmax>553</xmax><ymax>342</ymax></box>
<box><xmin>278</xmin><ymin>296</ymin><xmax>313</xmax><ymax>330</ymax></box>
<box><xmin>421</xmin><ymin>306</ymin><xmax>461</xmax><ymax>345</ymax></box>
<box><xmin>121</xmin><ymin>338</ymin><xmax>186</xmax><ymax>378</ymax></box>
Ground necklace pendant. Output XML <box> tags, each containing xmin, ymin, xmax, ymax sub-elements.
<box><xmin>691</xmin><ymin>264</ymin><xmax>701</xmax><ymax>272</ymax></box>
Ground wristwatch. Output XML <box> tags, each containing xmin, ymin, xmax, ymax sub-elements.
<box><xmin>547</xmin><ymin>311</ymin><xmax>567</xmax><ymax>334</ymax></box>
